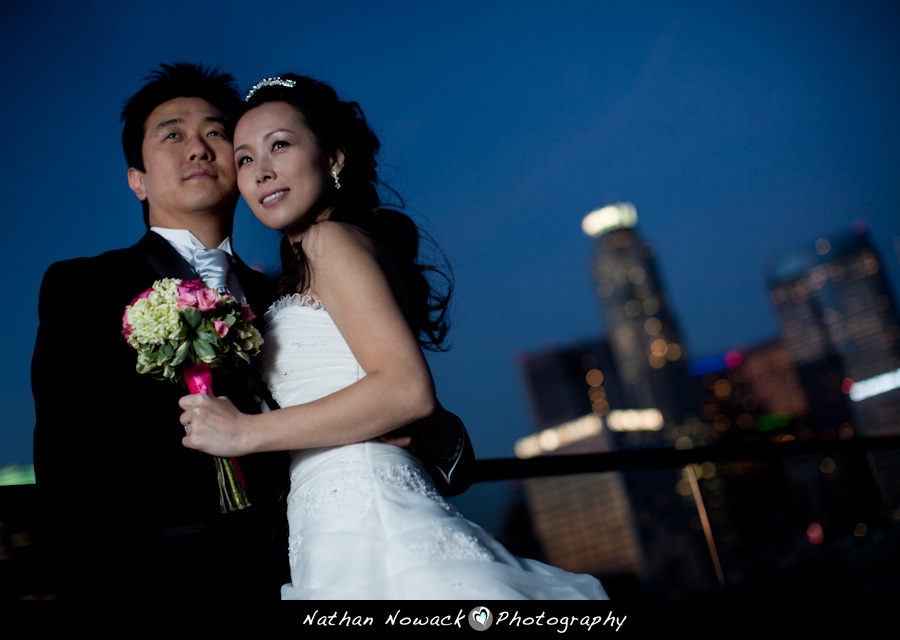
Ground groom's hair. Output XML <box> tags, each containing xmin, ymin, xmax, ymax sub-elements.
<box><xmin>121</xmin><ymin>62</ymin><xmax>241</xmax><ymax>172</ymax></box>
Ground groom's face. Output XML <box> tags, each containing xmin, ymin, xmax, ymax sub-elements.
<box><xmin>127</xmin><ymin>96</ymin><xmax>238</xmax><ymax>227</ymax></box>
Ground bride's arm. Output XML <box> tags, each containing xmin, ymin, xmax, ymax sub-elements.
<box><xmin>180</xmin><ymin>221</ymin><xmax>436</xmax><ymax>457</ymax></box>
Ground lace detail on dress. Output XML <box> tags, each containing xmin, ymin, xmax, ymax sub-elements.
<box><xmin>288</xmin><ymin>460</ymin><xmax>458</xmax><ymax>523</ymax></box>
<box><xmin>406</xmin><ymin>521</ymin><xmax>496</xmax><ymax>564</ymax></box>
<box><xmin>289</xmin><ymin>464</ymin><xmax>372</xmax><ymax>523</ymax></box>
<box><xmin>264</xmin><ymin>292</ymin><xmax>324</xmax><ymax>324</ymax></box>
<box><xmin>374</xmin><ymin>462</ymin><xmax>458</xmax><ymax>513</ymax></box>
<box><xmin>288</xmin><ymin>532</ymin><xmax>303</xmax><ymax>568</ymax></box>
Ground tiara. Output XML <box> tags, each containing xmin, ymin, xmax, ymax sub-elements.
<box><xmin>244</xmin><ymin>76</ymin><xmax>296</xmax><ymax>101</ymax></box>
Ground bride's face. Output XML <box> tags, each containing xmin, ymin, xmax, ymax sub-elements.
<box><xmin>233</xmin><ymin>101</ymin><xmax>341</xmax><ymax>241</ymax></box>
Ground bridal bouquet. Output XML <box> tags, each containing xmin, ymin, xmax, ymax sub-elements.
<box><xmin>122</xmin><ymin>277</ymin><xmax>264</xmax><ymax>512</ymax></box>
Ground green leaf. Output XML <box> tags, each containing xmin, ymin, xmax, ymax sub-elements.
<box><xmin>193</xmin><ymin>338</ymin><xmax>216</xmax><ymax>361</ymax></box>
<box><xmin>171</xmin><ymin>341</ymin><xmax>190</xmax><ymax>367</ymax></box>
<box><xmin>183</xmin><ymin>306</ymin><xmax>202</xmax><ymax>329</ymax></box>
<box><xmin>172</xmin><ymin>324</ymin><xmax>188</xmax><ymax>341</ymax></box>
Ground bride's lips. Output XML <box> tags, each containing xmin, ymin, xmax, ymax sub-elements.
<box><xmin>260</xmin><ymin>188</ymin><xmax>289</xmax><ymax>207</ymax></box>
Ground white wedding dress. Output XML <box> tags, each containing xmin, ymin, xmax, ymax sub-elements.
<box><xmin>261</xmin><ymin>294</ymin><xmax>608</xmax><ymax>600</ymax></box>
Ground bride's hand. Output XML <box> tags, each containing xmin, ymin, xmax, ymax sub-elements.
<box><xmin>179</xmin><ymin>393</ymin><xmax>255</xmax><ymax>458</ymax></box>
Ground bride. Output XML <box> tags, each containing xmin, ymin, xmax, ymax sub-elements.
<box><xmin>178</xmin><ymin>73</ymin><xmax>607</xmax><ymax>600</ymax></box>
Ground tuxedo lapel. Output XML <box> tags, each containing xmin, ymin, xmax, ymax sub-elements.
<box><xmin>232</xmin><ymin>258</ymin><xmax>273</xmax><ymax>317</ymax></box>
<box><xmin>134</xmin><ymin>231</ymin><xmax>198</xmax><ymax>281</ymax></box>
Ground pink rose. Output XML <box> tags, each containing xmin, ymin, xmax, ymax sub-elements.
<box><xmin>197</xmin><ymin>289</ymin><xmax>221</xmax><ymax>312</ymax></box>
<box><xmin>177</xmin><ymin>293</ymin><xmax>198</xmax><ymax>309</ymax></box>
<box><xmin>121</xmin><ymin>311</ymin><xmax>133</xmax><ymax>339</ymax></box>
<box><xmin>213</xmin><ymin>320</ymin><xmax>230</xmax><ymax>338</ymax></box>
<box><xmin>241</xmin><ymin>305</ymin><xmax>256</xmax><ymax>323</ymax></box>
<box><xmin>177</xmin><ymin>279</ymin><xmax>205</xmax><ymax>296</ymax></box>
<box><xmin>130</xmin><ymin>288</ymin><xmax>152</xmax><ymax>306</ymax></box>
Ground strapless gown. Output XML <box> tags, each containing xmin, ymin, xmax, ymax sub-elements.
<box><xmin>261</xmin><ymin>294</ymin><xmax>608</xmax><ymax>600</ymax></box>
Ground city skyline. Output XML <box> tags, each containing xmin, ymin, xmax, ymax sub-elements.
<box><xmin>511</xmin><ymin>213</ymin><xmax>899</xmax><ymax>600</ymax></box>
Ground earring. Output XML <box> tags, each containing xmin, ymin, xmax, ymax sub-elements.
<box><xmin>332</xmin><ymin>170</ymin><xmax>341</xmax><ymax>190</ymax></box>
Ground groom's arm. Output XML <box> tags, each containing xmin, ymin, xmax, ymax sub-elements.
<box><xmin>32</xmin><ymin>260</ymin><xmax>124</xmax><ymax>597</ymax></box>
<box><xmin>379</xmin><ymin>400</ymin><xmax>476</xmax><ymax>497</ymax></box>
<box><xmin>32</xmin><ymin>256</ymin><xmax>156</xmax><ymax>599</ymax></box>
<box><xmin>421</xmin><ymin>404</ymin><xmax>476</xmax><ymax>498</ymax></box>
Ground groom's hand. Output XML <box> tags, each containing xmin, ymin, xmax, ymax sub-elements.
<box><xmin>376</xmin><ymin>428</ymin><xmax>416</xmax><ymax>452</ymax></box>
<box><xmin>375</xmin><ymin>400</ymin><xmax>460</xmax><ymax>460</ymax></box>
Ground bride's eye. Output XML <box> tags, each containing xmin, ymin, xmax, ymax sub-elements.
<box><xmin>272</xmin><ymin>140</ymin><xmax>289</xmax><ymax>150</ymax></box>
<box><xmin>237</xmin><ymin>155</ymin><xmax>252</xmax><ymax>167</ymax></box>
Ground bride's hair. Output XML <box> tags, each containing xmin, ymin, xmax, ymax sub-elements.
<box><xmin>229</xmin><ymin>74</ymin><xmax>453</xmax><ymax>351</ymax></box>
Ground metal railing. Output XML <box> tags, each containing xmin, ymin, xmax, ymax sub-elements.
<box><xmin>3</xmin><ymin>435</ymin><xmax>900</xmax><ymax>599</ymax></box>
<box><xmin>474</xmin><ymin>434</ymin><xmax>900</xmax><ymax>480</ymax></box>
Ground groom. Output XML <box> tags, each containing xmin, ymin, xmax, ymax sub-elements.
<box><xmin>32</xmin><ymin>62</ymin><xmax>473</xmax><ymax>600</ymax></box>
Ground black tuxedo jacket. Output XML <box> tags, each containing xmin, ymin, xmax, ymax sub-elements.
<box><xmin>32</xmin><ymin>231</ymin><xmax>289</xmax><ymax>600</ymax></box>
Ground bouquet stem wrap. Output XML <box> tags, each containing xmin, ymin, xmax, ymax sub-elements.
<box><xmin>184</xmin><ymin>362</ymin><xmax>250</xmax><ymax>513</ymax></box>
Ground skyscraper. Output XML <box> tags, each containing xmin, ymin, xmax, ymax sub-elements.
<box><xmin>766</xmin><ymin>225</ymin><xmax>900</xmax><ymax>437</ymax></box>
<box><xmin>511</xmin><ymin>205</ymin><xmax>725</xmax><ymax>598</ymax></box>
<box><xmin>766</xmin><ymin>225</ymin><xmax>900</xmax><ymax>530</ymax></box>
<box><xmin>515</xmin><ymin>343</ymin><xmax>647</xmax><ymax>595</ymax></box>
<box><xmin>516</xmin><ymin>338</ymin><xmax>624</xmax><ymax>432</ymax></box>
<box><xmin>582</xmin><ymin>202</ymin><xmax>699</xmax><ymax>431</ymax></box>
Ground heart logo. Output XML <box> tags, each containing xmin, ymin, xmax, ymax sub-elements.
<box><xmin>468</xmin><ymin>606</ymin><xmax>493</xmax><ymax>630</ymax></box>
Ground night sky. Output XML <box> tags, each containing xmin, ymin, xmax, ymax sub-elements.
<box><xmin>3</xmin><ymin>1</ymin><xmax>899</xmax><ymax>472</ymax></box>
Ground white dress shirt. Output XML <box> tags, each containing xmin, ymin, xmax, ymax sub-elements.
<box><xmin>150</xmin><ymin>227</ymin><xmax>247</xmax><ymax>303</ymax></box>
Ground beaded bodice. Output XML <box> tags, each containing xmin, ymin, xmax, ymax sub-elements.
<box><xmin>261</xmin><ymin>293</ymin><xmax>366</xmax><ymax>412</ymax></box>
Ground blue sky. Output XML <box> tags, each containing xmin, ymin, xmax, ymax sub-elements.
<box><xmin>3</xmin><ymin>0</ymin><xmax>899</xmax><ymax>470</ymax></box>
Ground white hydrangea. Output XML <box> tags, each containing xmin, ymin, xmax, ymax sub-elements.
<box><xmin>125</xmin><ymin>279</ymin><xmax>183</xmax><ymax>347</ymax></box>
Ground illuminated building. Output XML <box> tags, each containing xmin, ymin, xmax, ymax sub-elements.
<box><xmin>690</xmin><ymin>342</ymin><xmax>810</xmax><ymax>442</ymax></box>
<box><xmin>685</xmin><ymin>339</ymin><xmax>893</xmax><ymax>589</ymax></box>
<box><xmin>582</xmin><ymin>203</ymin><xmax>699</xmax><ymax>432</ymax></box>
<box><xmin>737</xmin><ymin>341</ymin><xmax>810</xmax><ymax>424</ymax></box>
<box><xmin>514</xmin><ymin>415</ymin><xmax>646</xmax><ymax>588</ymax></box>
<box><xmin>516</xmin><ymin>339</ymin><xmax>624</xmax><ymax>432</ymax></box>
<box><xmin>515</xmin><ymin>342</ymin><xmax>644</xmax><ymax>589</ymax></box>
<box><xmin>766</xmin><ymin>225</ymin><xmax>899</xmax><ymax>528</ymax></box>
<box><xmin>766</xmin><ymin>226</ymin><xmax>900</xmax><ymax>437</ymax></box>
<box><xmin>509</xmin><ymin>204</ymin><xmax>728</xmax><ymax>596</ymax></box>
<box><xmin>516</xmin><ymin>322</ymin><xmax>721</xmax><ymax>596</ymax></box>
